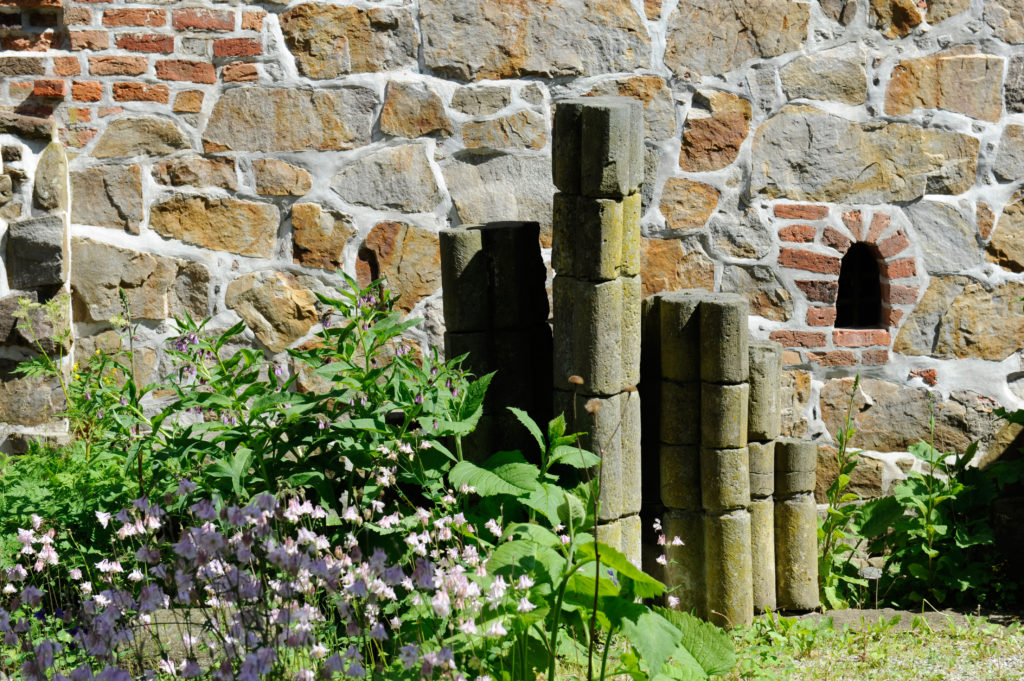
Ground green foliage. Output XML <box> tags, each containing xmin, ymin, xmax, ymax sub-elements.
<box><xmin>817</xmin><ymin>375</ymin><xmax>868</xmax><ymax>609</ymax></box>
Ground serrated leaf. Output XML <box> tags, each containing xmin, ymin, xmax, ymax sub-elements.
<box><xmin>604</xmin><ymin>598</ymin><xmax>681</xmax><ymax>677</ymax></box>
<box><xmin>508</xmin><ymin>407</ymin><xmax>545</xmax><ymax>454</ymax></box>
<box><xmin>577</xmin><ymin>542</ymin><xmax>664</xmax><ymax>599</ymax></box>
<box><xmin>655</xmin><ymin>606</ymin><xmax>736</xmax><ymax>678</ymax></box>
<box><xmin>449</xmin><ymin>454</ymin><xmax>540</xmax><ymax>497</ymax></box>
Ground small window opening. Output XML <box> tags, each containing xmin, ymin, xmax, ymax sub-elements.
<box><xmin>835</xmin><ymin>242</ymin><xmax>882</xmax><ymax>328</ymax></box>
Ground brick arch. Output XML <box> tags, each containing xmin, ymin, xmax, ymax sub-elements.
<box><xmin>769</xmin><ymin>204</ymin><xmax>921</xmax><ymax>367</ymax></box>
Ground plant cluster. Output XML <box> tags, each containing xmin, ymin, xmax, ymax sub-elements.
<box><xmin>0</xmin><ymin>275</ymin><xmax>734</xmax><ymax>680</ymax></box>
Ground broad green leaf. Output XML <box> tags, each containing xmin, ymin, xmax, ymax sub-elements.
<box><xmin>549</xmin><ymin>444</ymin><xmax>600</xmax><ymax>469</ymax></box>
<box><xmin>487</xmin><ymin>539</ymin><xmax>564</xmax><ymax>585</ymax></box>
<box><xmin>449</xmin><ymin>454</ymin><xmax>540</xmax><ymax>497</ymax></box>
<box><xmin>508</xmin><ymin>406</ymin><xmax>545</xmax><ymax>454</ymax></box>
<box><xmin>576</xmin><ymin>542</ymin><xmax>664</xmax><ymax>598</ymax></box>
<box><xmin>604</xmin><ymin>598</ymin><xmax>681</xmax><ymax>677</ymax></box>
<box><xmin>655</xmin><ymin>606</ymin><xmax>736</xmax><ymax>678</ymax></box>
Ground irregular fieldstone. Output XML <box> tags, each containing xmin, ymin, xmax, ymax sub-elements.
<box><xmin>815</xmin><ymin>446</ymin><xmax>886</xmax><ymax>501</ymax></box>
<box><xmin>332</xmin><ymin>144</ymin><xmax>441</xmax><ymax>213</ymax></box>
<box><xmin>780</xmin><ymin>52</ymin><xmax>867</xmax><ymax>105</ymax></box>
<box><xmin>33</xmin><ymin>140</ymin><xmax>69</xmax><ymax>212</ymax></box>
<box><xmin>819</xmin><ymin>0</ymin><xmax>857</xmax><ymax>23</ymax></box>
<box><xmin>443</xmin><ymin>152</ymin><xmax>554</xmax><ymax>244</ymax></box>
<box><xmin>225</xmin><ymin>271</ymin><xmax>318</xmax><ymax>353</ymax></box>
<box><xmin>291</xmin><ymin>203</ymin><xmax>355</xmax><ymax>271</ymax></box>
<box><xmin>92</xmin><ymin>117</ymin><xmax>189</xmax><ymax>158</ymax></box>
<box><xmin>928</xmin><ymin>0</ymin><xmax>970</xmax><ymax>23</ymax></box>
<box><xmin>70</xmin><ymin>164</ymin><xmax>143</xmax><ymax>234</ymax></box>
<box><xmin>462</xmin><ymin>110</ymin><xmax>547</xmax><ymax>151</ymax></box>
<box><xmin>985</xmin><ymin>0</ymin><xmax>1024</xmax><ymax>43</ymax></box>
<box><xmin>893</xmin><ymin>276</ymin><xmax>1024</xmax><ymax>360</ymax></box>
<box><xmin>585</xmin><ymin>75</ymin><xmax>676</xmax><ymax>140</ymax></box>
<box><xmin>279</xmin><ymin>4</ymin><xmax>417</xmax><ymax>78</ymax></box>
<box><xmin>0</xmin><ymin>360</ymin><xmax>64</xmax><ymax>426</ymax></box>
<box><xmin>708</xmin><ymin>211</ymin><xmax>772</xmax><ymax>260</ymax></box>
<box><xmin>451</xmin><ymin>86</ymin><xmax>511</xmax><ymax>116</ymax></box>
<box><xmin>0</xmin><ymin>294</ymin><xmax>22</xmax><ymax>343</ymax></box>
<box><xmin>420</xmin><ymin>0</ymin><xmax>650</xmax><ymax>81</ymax></box>
<box><xmin>203</xmin><ymin>87</ymin><xmax>377</xmax><ymax>153</ymax></box>
<box><xmin>679</xmin><ymin>90</ymin><xmax>751</xmax><ymax>172</ymax></box>
<box><xmin>153</xmin><ymin>155</ymin><xmax>237</xmax><ymax>190</ymax></box>
<box><xmin>356</xmin><ymin>222</ymin><xmax>440</xmax><ymax>313</ymax></box>
<box><xmin>993</xmin><ymin>125</ymin><xmax>1024</xmax><ymax>182</ymax></box>
<box><xmin>885</xmin><ymin>48</ymin><xmax>1004</xmax><ymax>123</ymax></box>
<box><xmin>721</xmin><ymin>265</ymin><xmax>793</xmax><ymax>321</ymax></box>
<box><xmin>987</xmin><ymin>192</ymin><xmax>1024</xmax><ymax>272</ymax></box>
<box><xmin>71</xmin><ymin>237</ymin><xmax>209</xmax><ymax>322</ymax></box>
<box><xmin>820</xmin><ymin>377</ymin><xmax>1003</xmax><ymax>454</ymax></box>
<box><xmin>253</xmin><ymin>159</ymin><xmax>312</xmax><ymax>196</ymax></box>
<box><xmin>75</xmin><ymin>330</ymin><xmax>160</xmax><ymax>388</ymax></box>
<box><xmin>0</xmin><ymin>174</ymin><xmax>12</xmax><ymax>206</ymax></box>
<box><xmin>150</xmin><ymin>195</ymin><xmax>280</xmax><ymax>258</ymax></box>
<box><xmin>1006</xmin><ymin>56</ymin><xmax>1024</xmax><ymax>113</ymax></box>
<box><xmin>903</xmin><ymin>201</ymin><xmax>982</xmax><ymax>274</ymax></box>
<box><xmin>5</xmin><ymin>215</ymin><xmax>65</xmax><ymax>291</ymax></box>
<box><xmin>780</xmin><ymin>369</ymin><xmax>811</xmax><ymax>438</ymax></box>
<box><xmin>380</xmin><ymin>81</ymin><xmax>452</xmax><ymax>139</ymax></box>
<box><xmin>660</xmin><ymin>178</ymin><xmax>718</xmax><ymax>232</ymax></box>
<box><xmin>0</xmin><ymin>111</ymin><xmax>52</xmax><ymax>140</ymax></box>
<box><xmin>665</xmin><ymin>0</ymin><xmax>809</xmax><ymax>78</ymax></box>
<box><xmin>640</xmin><ymin>238</ymin><xmax>714</xmax><ymax>298</ymax></box>
<box><xmin>751</xmin><ymin>106</ymin><xmax>977</xmax><ymax>202</ymax></box>
<box><xmin>870</xmin><ymin>0</ymin><xmax>923</xmax><ymax>38</ymax></box>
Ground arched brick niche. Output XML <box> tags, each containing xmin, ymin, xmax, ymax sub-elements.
<box><xmin>769</xmin><ymin>204</ymin><xmax>921</xmax><ymax>367</ymax></box>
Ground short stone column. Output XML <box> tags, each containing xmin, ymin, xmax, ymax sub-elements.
<box><xmin>748</xmin><ymin>341</ymin><xmax>782</xmax><ymax>613</ymax></box>
<box><xmin>551</xmin><ymin>96</ymin><xmax>644</xmax><ymax>565</ymax></box>
<box><xmin>439</xmin><ymin>221</ymin><xmax>551</xmax><ymax>460</ymax></box>
<box><xmin>774</xmin><ymin>438</ymin><xmax>820</xmax><ymax>611</ymax></box>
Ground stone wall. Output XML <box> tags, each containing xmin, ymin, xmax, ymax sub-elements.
<box><xmin>2</xmin><ymin>0</ymin><xmax>1024</xmax><ymax>482</ymax></box>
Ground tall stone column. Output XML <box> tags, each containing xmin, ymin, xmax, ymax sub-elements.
<box><xmin>439</xmin><ymin>221</ymin><xmax>551</xmax><ymax>460</ymax></box>
<box><xmin>551</xmin><ymin>97</ymin><xmax>644</xmax><ymax>565</ymax></box>
<box><xmin>748</xmin><ymin>341</ymin><xmax>783</xmax><ymax>613</ymax></box>
<box><xmin>774</xmin><ymin>438</ymin><xmax>820</xmax><ymax>611</ymax></box>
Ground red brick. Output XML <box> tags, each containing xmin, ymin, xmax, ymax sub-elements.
<box><xmin>0</xmin><ymin>0</ymin><xmax>61</xmax><ymax>7</ymax></box>
<box><xmin>98</xmin><ymin>106</ymin><xmax>122</xmax><ymax>117</ymax></box>
<box><xmin>807</xmin><ymin>306</ymin><xmax>837</xmax><ymax>327</ymax></box>
<box><xmin>156</xmin><ymin>59</ymin><xmax>215</xmax><ymax>83</ymax></box>
<box><xmin>32</xmin><ymin>78</ymin><xmax>65</xmax><ymax>98</ymax></box>
<box><xmin>822</xmin><ymin>226</ymin><xmax>852</xmax><ymax>254</ymax></box>
<box><xmin>60</xmin><ymin>127</ymin><xmax>97</xmax><ymax>148</ymax></box>
<box><xmin>808</xmin><ymin>350</ymin><xmax>857</xmax><ymax>366</ymax></box>
<box><xmin>769</xmin><ymin>330</ymin><xmax>827</xmax><ymax>348</ymax></box>
<box><xmin>882</xmin><ymin>307</ymin><xmax>904</xmax><ymax>327</ymax></box>
<box><xmin>53</xmin><ymin>56</ymin><xmax>81</xmax><ymax>76</ymax></box>
<box><xmin>833</xmin><ymin>328</ymin><xmax>890</xmax><ymax>347</ymax></box>
<box><xmin>2</xmin><ymin>30</ymin><xmax>60</xmax><ymax>51</ymax></box>
<box><xmin>241</xmin><ymin>10</ymin><xmax>265</xmax><ymax>30</ymax></box>
<box><xmin>884</xmin><ymin>258</ymin><xmax>916</xmax><ymax>279</ymax></box>
<box><xmin>842</xmin><ymin>210</ymin><xmax>863</xmax><ymax>240</ymax></box>
<box><xmin>63</xmin><ymin>7</ymin><xmax>91</xmax><ymax>24</ymax></box>
<box><xmin>876</xmin><ymin>230</ymin><xmax>909</xmax><ymax>258</ymax></box>
<box><xmin>866</xmin><ymin>212</ymin><xmax>890</xmax><ymax>243</ymax></box>
<box><xmin>172</xmin><ymin>8</ymin><xmax>233</xmax><ymax>31</ymax></box>
<box><xmin>781</xmin><ymin>350</ymin><xmax>802</xmax><ymax>365</ymax></box>
<box><xmin>116</xmin><ymin>33</ymin><xmax>174</xmax><ymax>53</ymax></box>
<box><xmin>89</xmin><ymin>56</ymin><xmax>147</xmax><ymax>75</ymax></box>
<box><xmin>102</xmin><ymin>8</ymin><xmax>164</xmax><ymax>27</ymax></box>
<box><xmin>222</xmin><ymin>61</ymin><xmax>257</xmax><ymax>82</ymax></box>
<box><xmin>778</xmin><ymin>224</ymin><xmax>816</xmax><ymax>242</ymax></box>
<box><xmin>862</xmin><ymin>349</ymin><xmax>889</xmax><ymax>365</ymax></box>
<box><xmin>778</xmin><ymin>248</ymin><xmax>841</xmax><ymax>274</ymax></box>
<box><xmin>774</xmin><ymin>204</ymin><xmax>829</xmax><ymax>220</ymax></box>
<box><xmin>71</xmin><ymin>80</ymin><xmax>102</xmax><ymax>101</ymax></box>
<box><xmin>881</xmin><ymin>283</ymin><xmax>918</xmax><ymax>304</ymax></box>
<box><xmin>112</xmin><ymin>82</ymin><xmax>169</xmax><ymax>103</ymax></box>
<box><xmin>69</xmin><ymin>30</ymin><xmax>108</xmax><ymax>50</ymax></box>
<box><xmin>213</xmin><ymin>37</ymin><xmax>260</xmax><ymax>57</ymax></box>
<box><xmin>68</xmin><ymin>107</ymin><xmax>91</xmax><ymax>123</ymax></box>
<box><xmin>795</xmin><ymin>279</ymin><xmax>838</xmax><ymax>303</ymax></box>
<box><xmin>909</xmin><ymin>368</ymin><xmax>938</xmax><ymax>387</ymax></box>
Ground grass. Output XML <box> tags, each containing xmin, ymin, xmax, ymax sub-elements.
<box><xmin>724</xmin><ymin>611</ymin><xmax>1024</xmax><ymax>681</ymax></box>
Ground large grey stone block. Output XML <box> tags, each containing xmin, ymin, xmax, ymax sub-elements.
<box><xmin>659</xmin><ymin>291</ymin><xmax>704</xmax><ymax>383</ymax></box>
<box><xmin>748</xmin><ymin>440</ymin><xmax>775</xmax><ymax>498</ymax></box>
<box><xmin>775</xmin><ymin>438</ymin><xmax>817</xmax><ymax>497</ymax></box>
<box><xmin>750</xmin><ymin>498</ymin><xmax>776</xmax><ymax>614</ymax></box>
<box><xmin>775</xmin><ymin>494</ymin><xmax>819</xmax><ymax>611</ymax></box>
<box><xmin>659</xmin><ymin>381</ymin><xmax>701</xmax><ymax>445</ymax></box>
<box><xmin>5</xmin><ymin>214</ymin><xmax>66</xmax><ymax>291</ymax></box>
<box><xmin>748</xmin><ymin>341</ymin><xmax>782</xmax><ymax>441</ymax></box>
<box><xmin>700</xmin><ymin>447</ymin><xmax>751</xmax><ymax>513</ymax></box>
<box><xmin>701</xmin><ymin>382</ymin><xmax>749</xmax><ymax>449</ymax></box>
<box><xmin>660</xmin><ymin>443</ymin><xmax>701</xmax><ymax>510</ymax></box>
<box><xmin>552</xmin><ymin>97</ymin><xmax>643</xmax><ymax>198</ymax></box>
<box><xmin>705</xmin><ymin>510</ymin><xmax>754</xmax><ymax>628</ymax></box>
<box><xmin>700</xmin><ymin>294</ymin><xmax>750</xmax><ymax>384</ymax></box>
<box><xmin>440</xmin><ymin>227</ymin><xmax>488</xmax><ymax>332</ymax></box>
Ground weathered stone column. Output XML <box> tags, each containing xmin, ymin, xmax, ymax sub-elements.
<box><xmin>700</xmin><ymin>294</ymin><xmax>753</xmax><ymax>628</ymax></box>
<box><xmin>551</xmin><ymin>97</ymin><xmax>644</xmax><ymax>565</ymax></box>
<box><xmin>748</xmin><ymin>341</ymin><xmax>782</xmax><ymax>613</ymax></box>
<box><xmin>774</xmin><ymin>438</ymin><xmax>820</xmax><ymax>611</ymax></box>
<box><xmin>440</xmin><ymin>221</ymin><xmax>551</xmax><ymax>460</ymax></box>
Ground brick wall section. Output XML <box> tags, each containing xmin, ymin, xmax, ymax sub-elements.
<box><xmin>771</xmin><ymin>205</ymin><xmax>921</xmax><ymax>367</ymax></box>
<box><xmin>1</xmin><ymin>0</ymin><xmax>262</xmax><ymax>140</ymax></box>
